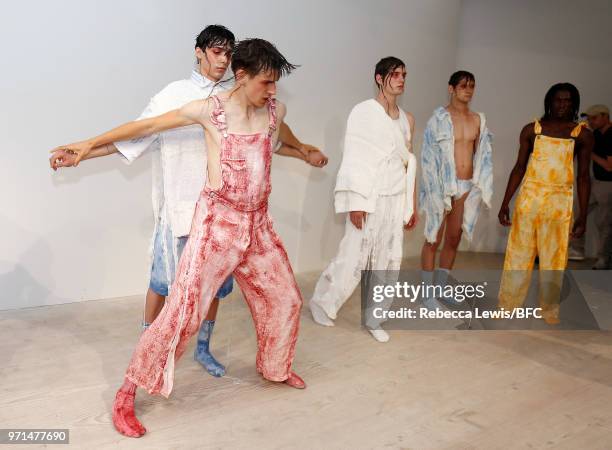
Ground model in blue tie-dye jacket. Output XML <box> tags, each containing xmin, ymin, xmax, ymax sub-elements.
<box><xmin>419</xmin><ymin>106</ymin><xmax>494</xmax><ymax>244</ymax></box>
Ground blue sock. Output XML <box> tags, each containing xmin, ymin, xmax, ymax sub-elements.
<box><xmin>194</xmin><ymin>320</ymin><xmax>226</xmax><ymax>377</ymax></box>
<box><xmin>435</xmin><ymin>268</ymin><xmax>462</xmax><ymax>305</ymax></box>
<box><xmin>421</xmin><ymin>270</ymin><xmax>446</xmax><ymax>311</ymax></box>
<box><xmin>435</xmin><ymin>268</ymin><xmax>449</xmax><ymax>287</ymax></box>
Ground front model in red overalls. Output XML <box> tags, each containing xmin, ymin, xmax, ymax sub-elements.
<box><xmin>122</xmin><ymin>93</ymin><xmax>303</xmax><ymax>395</ymax></box>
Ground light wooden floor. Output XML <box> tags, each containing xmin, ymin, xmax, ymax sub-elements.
<box><xmin>1</xmin><ymin>253</ymin><xmax>612</xmax><ymax>449</ymax></box>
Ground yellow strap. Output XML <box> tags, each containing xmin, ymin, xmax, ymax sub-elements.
<box><xmin>534</xmin><ymin>119</ymin><xmax>542</xmax><ymax>135</ymax></box>
<box><xmin>571</xmin><ymin>121</ymin><xmax>588</xmax><ymax>138</ymax></box>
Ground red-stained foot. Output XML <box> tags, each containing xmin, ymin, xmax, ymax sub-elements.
<box><xmin>112</xmin><ymin>389</ymin><xmax>146</xmax><ymax>438</ymax></box>
<box><xmin>284</xmin><ymin>372</ymin><xmax>306</xmax><ymax>389</ymax></box>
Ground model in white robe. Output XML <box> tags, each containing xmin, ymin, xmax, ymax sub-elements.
<box><xmin>310</xmin><ymin>99</ymin><xmax>416</xmax><ymax>330</ymax></box>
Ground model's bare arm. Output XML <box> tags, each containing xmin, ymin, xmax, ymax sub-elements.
<box><xmin>404</xmin><ymin>112</ymin><xmax>418</xmax><ymax>230</ymax></box>
<box><xmin>572</xmin><ymin>128</ymin><xmax>594</xmax><ymax>238</ymax></box>
<box><xmin>277</xmin><ymin>121</ymin><xmax>328</xmax><ymax>167</ymax></box>
<box><xmin>49</xmin><ymin>144</ymin><xmax>118</xmax><ymax>170</ymax></box>
<box><xmin>50</xmin><ymin>100</ymin><xmax>207</xmax><ymax>165</ymax></box>
<box><xmin>276</xmin><ymin>144</ymin><xmax>307</xmax><ymax>161</ymax></box>
<box><xmin>498</xmin><ymin>124</ymin><xmax>533</xmax><ymax>226</ymax></box>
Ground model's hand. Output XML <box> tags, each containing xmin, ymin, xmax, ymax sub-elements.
<box><xmin>498</xmin><ymin>205</ymin><xmax>511</xmax><ymax>226</ymax></box>
<box><xmin>404</xmin><ymin>212</ymin><xmax>418</xmax><ymax>230</ymax></box>
<box><xmin>50</xmin><ymin>140</ymin><xmax>93</xmax><ymax>166</ymax></box>
<box><xmin>571</xmin><ymin>217</ymin><xmax>587</xmax><ymax>239</ymax></box>
<box><xmin>349</xmin><ymin>211</ymin><xmax>367</xmax><ymax>230</ymax></box>
<box><xmin>49</xmin><ymin>148</ymin><xmax>78</xmax><ymax>171</ymax></box>
<box><xmin>304</xmin><ymin>145</ymin><xmax>328</xmax><ymax>168</ymax></box>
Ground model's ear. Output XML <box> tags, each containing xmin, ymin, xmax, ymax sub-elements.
<box><xmin>447</xmin><ymin>84</ymin><xmax>454</xmax><ymax>96</ymax></box>
<box><xmin>375</xmin><ymin>74</ymin><xmax>383</xmax><ymax>88</ymax></box>
<box><xmin>195</xmin><ymin>47</ymin><xmax>205</xmax><ymax>63</ymax></box>
<box><xmin>234</xmin><ymin>69</ymin><xmax>249</xmax><ymax>85</ymax></box>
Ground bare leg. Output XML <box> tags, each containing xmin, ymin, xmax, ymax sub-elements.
<box><xmin>143</xmin><ymin>288</ymin><xmax>165</xmax><ymax>325</ymax></box>
<box><xmin>112</xmin><ymin>379</ymin><xmax>146</xmax><ymax>438</ymax></box>
<box><xmin>439</xmin><ymin>193</ymin><xmax>468</xmax><ymax>270</ymax></box>
<box><xmin>421</xmin><ymin>217</ymin><xmax>446</xmax><ymax>271</ymax></box>
<box><xmin>205</xmin><ymin>298</ymin><xmax>220</xmax><ymax>321</ymax></box>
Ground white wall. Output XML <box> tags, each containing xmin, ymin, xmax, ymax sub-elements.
<box><xmin>0</xmin><ymin>0</ymin><xmax>461</xmax><ymax>310</ymax></box>
<box><xmin>4</xmin><ymin>0</ymin><xmax>610</xmax><ymax>311</ymax></box>
<box><xmin>456</xmin><ymin>0</ymin><xmax>612</xmax><ymax>254</ymax></box>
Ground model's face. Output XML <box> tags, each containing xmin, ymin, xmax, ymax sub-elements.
<box><xmin>242</xmin><ymin>70</ymin><xmax>278</xmax><ymax>107</ymax></box>
<box><xmin>587</xmin><ymin>113</ymin><xmax>608</xmax><ymax>130</ymax></box>
<box><xmin>380</xmin><ymin>67</ymin><xmax>406</xmax><ymax>96</ymax></box>
<box><xmin>449</xmin><ymin>78</ymin><xmax>475</xmax><ymax>103</ymax></box>
<box><xmin>197</xmin><ymin>45</ymin><xmax>232</xmax><ymax>81</ymax></box>
<box><xmin>550</xmin><ymin>90</ymin><xmax>572</xmax><ymax>119</ymax></box>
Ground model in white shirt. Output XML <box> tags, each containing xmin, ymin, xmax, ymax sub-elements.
<box><xmin>309</xmin><ymin>57</ymin><xmax>417</xmax><ymax>343</ymax></box>
<box><xmin>50</xmin><ymin>25</ymin><xmax>328</xmax><ymax>378</ymax></box>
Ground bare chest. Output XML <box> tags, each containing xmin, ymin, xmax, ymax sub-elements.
<box><xmin>450</xmin><ymin>113</ymin><xmax>480</xmax><ymax>145</ymax></box>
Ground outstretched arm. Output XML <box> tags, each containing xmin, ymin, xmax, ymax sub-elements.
<box><xmin>277</xmin><ymin>122</ymin><xmax>328</xmax><ymax>167</ymax></box>
<box><xmin>50</xmin><ymin>100</ymin><xmax>207</xmax><ymax>165</ymax></box>
<box><xmin>50</xmin><ymin>144</ymin><xmax>118</xmax><ymax>170</ymax></box>
<box><xmin>572</xmin><ymin>128</ymin><xmax>594</xmax><ymax>238</ymax></box>
<box><xmin>498</xmin><ymin>124</ymin><xmax>533</xmax><ymax>226</ymax></box>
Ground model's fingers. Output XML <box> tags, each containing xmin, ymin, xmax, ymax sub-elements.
<box><xmin>74</xmin><ymin>151</ymin><xmax>83</xmax><ymax>166</ymax></box>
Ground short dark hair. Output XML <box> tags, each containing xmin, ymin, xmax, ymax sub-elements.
<box><xmin>374</xmin><ymin>57</ymin><xmax>405</xmax><ymax>90</ymax></box>
<box><xmin>231</xmin><ymin>38</ymin><xmax>297</xmax><ymax>79</ymax></box>
<box><xmin>448</xmin><ymin>70</ymin><xmax>475</xmax><ymax>88</ymax></box>
<box><xmin>542</xmin><ymin>82</ymin><xmax>580</xmax><ymax>121</ymax></box>
<box><xmin>195</xmin><ymin>25</ymin><xmax>235</xmax><ymax>51</ymax></box>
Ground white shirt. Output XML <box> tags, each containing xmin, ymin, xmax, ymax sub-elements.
<box><xmin>115</xmin><ymin>70</ymin><xmax>233</xmax><ymax>237</ymax></box>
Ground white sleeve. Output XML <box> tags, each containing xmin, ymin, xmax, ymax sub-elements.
<box><xmin>114</xmin><ymin>96</ymin><xmax>161</xmax><ymax>164</ymax></box>
<box><xmin>334</xmin><ymin>190</ymin><xmax>377</xmax><ymax>214</ymax></box>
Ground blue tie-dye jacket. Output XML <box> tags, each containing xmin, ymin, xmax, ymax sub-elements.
<box><xmin>419</xmin><ymin>107</ymin><xmax>493</xmax><ymax>243</ymax></box>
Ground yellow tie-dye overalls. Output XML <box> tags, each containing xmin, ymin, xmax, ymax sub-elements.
<box><xmin>498</xmin><ymin>120</ymin><xmax>587</xmax><ymax>323</ymax></box>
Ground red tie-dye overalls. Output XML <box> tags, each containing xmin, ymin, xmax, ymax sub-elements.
<box><xmin>125</xmin><ymin>96</ymin><xmax>303</xmax><ymax>397</ymax></box>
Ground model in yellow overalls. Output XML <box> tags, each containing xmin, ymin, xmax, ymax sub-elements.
<box><xmin>498</xmin><ymin>120</ymin><xmax>587</xmax><ymax>324</ymax></box>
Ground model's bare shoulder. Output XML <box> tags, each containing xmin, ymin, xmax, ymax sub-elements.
<box><xmin>275</xmin><ymin>100</ymin><xmax>287</xmax><ymax>122</ymax></box>
<box><xmin>470</xmin><ymin>110</ymin><xmax>481</xmax><ymax>126</ymax></box>
<box><xmin>405</xmin><ymin>111</ymin><xmax>415</xmax><ymax>126</ymax></box>
<box><xmin>520</xmin><ymin>122</ymin><xmax>536</xmax><ymax>140</ymax></box>
<box><xmin>180</xmin><ymin>98</ymin><xmax>213</xmax><ymax>123</ymax></box>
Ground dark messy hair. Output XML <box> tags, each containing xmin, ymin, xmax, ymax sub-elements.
<box><xmin>448</xmin><ymin>70</ymin><xmax>475</xmax><ymax>88</ymax></box>
<box><xmin>374</xmin><ymin>56</ymin><xmax>405</xmax><ymax>90</ymax></box>
<box><xmin>231</xmin><ymin>38</ymin><xmax>297</xmax><ymax>79</ymax></box>
<box><xmin>542</xmin><ymin>82</ymin><xmax>580</xmax><ymax>121</ymax></box>
<box><xmin>195</xmin><ymin>24</ymin><xmax>235</xmax><ymax>51</ymax></box>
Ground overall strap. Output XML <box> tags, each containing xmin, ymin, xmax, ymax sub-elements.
<box><xmin>534</xmin><ymin>119</ymin><xmax>542</xmax><ymax>135</ymax></box>
<box><xmin>267</xmin><ymin>98</ymin><xmax>278</xmax><ymax>137</ymax></box>
<box><xmin>571</xmin><ymin>121</ymin><xmax>588</xmax><ymax>138</ymax></box>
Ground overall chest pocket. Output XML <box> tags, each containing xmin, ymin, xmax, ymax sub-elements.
<box><xmin>221</xmin><ymin>158</ymin><xmax>249</xmax><ymax>192</ymax></box>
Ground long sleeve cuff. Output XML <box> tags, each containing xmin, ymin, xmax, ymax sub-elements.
<box><xmin>334</xmin><ymin>190</ymin><xmax>376</xmax><ymax>214</ymax></box>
